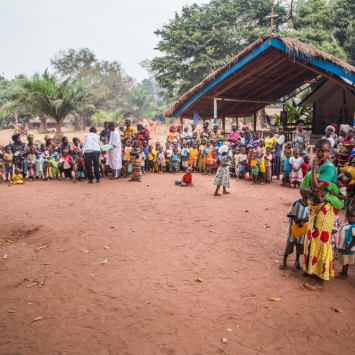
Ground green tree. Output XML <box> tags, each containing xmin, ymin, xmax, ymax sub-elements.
<box><xmin>51</xmin><ymin>48</ymin><xmax>133</xmax><ymax>113</ymax></box>
<box><xmin>282</xmin><ymin>0</ymin><xmax>348</xmax><ymax>60</ymax></box>
<box><xmin>124</xmin><ymin>87</ymin><xmax>153</xmax><ymax>121</ymax></box>
<box><xmin>91</xmin><ymin>109</ymin><xmax>126</xmax><ymax>127</ymax></box>
<box><xmin>151</xmin><ymin>0</ymin><xmax>287</xmax><ymax>99</ymax></box>
<box><xmin>2</xmin><ymin>70</ymin><xmax>93</xmax><ymax>134</ymax></box>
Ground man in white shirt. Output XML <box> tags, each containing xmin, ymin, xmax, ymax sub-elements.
<box><xmin>83</xmin><ymin>127</ymin><xmax>101</xmax><ymax>183</ymax></box>
<box><xmin>106</xmin><ymin>122</ymin><xmax>122</xmax><ymax>179</ymax></box>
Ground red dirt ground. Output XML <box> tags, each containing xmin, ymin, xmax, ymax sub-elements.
<box><xmin>0</xmin><ymin>175</ymin><xmax>354</xmax><ymax>355</ymax></box>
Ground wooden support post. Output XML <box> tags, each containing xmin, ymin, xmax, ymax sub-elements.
<box><xmin>236</xmin><ymin>113</ymin><xmax>238</xmax><ymax>130</ymax></box>
<box><xmin>222</xmin><ymin>115</ymin><xmax>226</xmax><ymax>131</ymax></box>
<box><xmin>179</xmin><ymin>116</ymin><xmax>183</xmax><ymax>127</ymax></box>
<box><xmin>253</xmin><ymin>106</ymin><xmax>257</xmax><ymax>132</ymax></box>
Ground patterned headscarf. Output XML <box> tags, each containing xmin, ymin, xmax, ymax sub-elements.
<box><xmin>340</xmin><ymin>124</ymin><xmax>351</xmax><ymax>134</ymax></box>
<box><xmin>44</xmin><ymin>135</ymin><xmax>51</xmax><ymax>141</ymax></box>
<box><xmin>26</xmin><ymin>133</ymin><xmax>34</xmax><ymax>140</ymax></box>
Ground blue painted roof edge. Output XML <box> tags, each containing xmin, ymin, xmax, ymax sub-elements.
<box><xmin>171</xmin><ymin>37</ymin><xmax>355</xmax><ymax>117</ymax></box>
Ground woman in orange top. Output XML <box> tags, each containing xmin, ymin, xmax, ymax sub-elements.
<box><xmin>167</xmin><ymin>124</ymin><xmax>180</xmax><ymax>143</ymax></box>
<box><xmin>203</xmin><ymin>140</ymin><xmax>214</xmax><ymax>175</ymax></box>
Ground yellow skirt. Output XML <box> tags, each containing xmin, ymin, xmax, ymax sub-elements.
<box><xmin>259</xmin><ymin>160</ymin><xmax>265</xmax><ymax>173</ymax></box>
<box><xmin>301</xmin><ymin>201</ymin><xmax>336</xmax><ymax>280</ymax></box>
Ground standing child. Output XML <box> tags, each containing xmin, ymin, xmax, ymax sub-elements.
<box><xmin>203</xmin><ymin>140</ymin><xmax>214</xmax><ymax>175</ymax></box>
<box><xmin>142</xmin><ymin>140</ymin><xmax>150</xmax><ymax>173</ymax></box>
<box><xmin>331</xmin><ymin>216</ymin><xmax>340</xmax><ymax>261</ymax></box>
<box><xmin>156</xmin><ymin>146</ymin><xmax>165</xmax><ymax>174</ymax></box>
<box><xmin>171</xmin><ymin>148</ymin><xmax>179</xmax><ymax>174</ymax></box>
<box><xmin>59</xmin><ymin>150</ymin><xmax>75</xmax><ymax>182</ymax></box>
<box><xmin>164</xmin><ymin>142</ymin><xmax>173</xmax><ymax>172</ymax></box>
<box><xmin>290</xmin><ymin>149</ymin><xmax>304</xmax><ymax>188</ymax></box>
<box><xmin>75</xmin><ymin>151</ymin><xmax>86</xmax><ymax>181</ymax></box>
<box><xmin>257</xmin><ymin>139</ymin><xmax>266</xmax><ymax>185</ymax></box>
<box><xmin>234</xmin><ymin>147</ymin><xmax>240</xmax><ymax>181</ymax></box>
<box><xmin>187</xmin><ymin>142</ymin><xmax>199</xmax><ymax>172</ymax></box>
<box><xmin>3</xmin><ymin>145</ymin><xmax>14</xmax><ymax>182</ymax></box>
<box><xmin>210</xmin><ymin>140</ymin><xmax>219</xmax><ymax>174</ymax></box>
<box><xmin>9</xmin><ymin>168</ymin><xmax>25</xmax><ymax>186</ymax></box>
<box><xmin>281</xmin><ymin>149</ymin><xmax>292</xmax><ymax>187</ymax></box>
<box><xmin>237</xmin><ymin>146</ymin><xmax>248</xmax><ymax>180</ymax></box>
<box><xmin>130</xmin><ymin>140</ymin><xmax>142</xmax><ymax>181</ymax></box>
<box><xmin>264</xmin><ymin>147</ymin><xmax>272</xmax><ymax>183</ymax></box>
<box><xmin>27</xmin><ymin>147</ymin><xmax>36</xmax><ymax>181</ymax></box>
<box><xmin>39</xmin><ymin>143</ymin><xmax>49</xmax><ymax>180</ymax></box>
<box><xmin>279</xmin><ymin>191</ymin><xmax>309</xmax><ymax>269</ymax></box>
<box><xmin>181</xmin><ymin>141</ymin><xmax>189</xmax><ymax>172</ymax></box>
<box><xmin>250</xmin><ymin>150</ymin><xmax>261</xmax><ymax>185</ymax></box>
<box><xmin>336</xmin><ymin>205</ymin><xmax>355</xmax><ymax>279</ymax></box>
<box><xmin>283</xmin><ymin>141</ymin><xmax>293</xmax><ymax>157</ymax></box>
<box><xmin>198</xmin><ymin>139</ymin><xmax>206</xmax><ymax>172</ymax></box>
<box><xmin>213</xmin><ymin>145</ymin><xmax>231</xmax><ymax>196</ymax></box>
<box><xmin>147</xmin><ymin>145</ymin><xmax>156</xmax><ymax>172</ymax></box>
<box><xmin>123</xmin><ymin>138</ymin><xmax>132</xmax><ymax>177</ymax></box>
<box><xmin>301</xmin><ymin>155</ymin><xmax>311</xmax><ymax>177</ymax></box>
<box><xmin>32</xmin><ymin>151</ymin><xmax>44</xmax><ymax>180</ymax></box>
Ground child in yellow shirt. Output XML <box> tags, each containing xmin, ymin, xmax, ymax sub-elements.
<box><xmin>187</xmin><ymin>142</ymin><xmax>199</xmax><ymax>172</ymax></box>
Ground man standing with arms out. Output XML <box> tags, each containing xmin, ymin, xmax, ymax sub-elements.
<box><xmin>106</xmin><ymin>122</ymin><xmax>122</xmax><ymax>180</ymax></box>
<box><xmin>83</xmin><ymin>127</ymin><xmax>101</xmax><ymax>183</ymax></box>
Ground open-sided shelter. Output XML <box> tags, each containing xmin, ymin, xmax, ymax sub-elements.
<box><xmin>164</xmin><ymin>35</ymin><xmax>355</xmax><ymax>133</ymax></box>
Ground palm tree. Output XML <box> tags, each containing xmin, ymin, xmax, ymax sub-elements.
<box><xmin>1</xmin><ymin>70</ymin><xmax>93</xmax><ymax>134</ymax></box>
<box><xmin>91</xmin><ymin>109</ymin><xmax>126</xmax><ymax>127</ymax></box>
<box><xmin>124</xmin><ymin>87</ymin><xmax>152</xmax><ymax>121</ymax></box>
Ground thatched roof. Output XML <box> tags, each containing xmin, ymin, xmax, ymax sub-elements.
<box><xmin>165</xmin><ymin>35</ymin><xmax>355</xmax><ymax>119</ymax></box>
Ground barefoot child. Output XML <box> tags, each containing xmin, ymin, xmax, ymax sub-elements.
<box><xmin>187</xmin><ymin>142</ymin><xmax>199</xmax><ymax>172</ymax></box>
<box><xmin>234</xmin><ymin>147</ymin><xmax>240</xmax><ymax>181</ymax></box>
<box><xmin>198</xmin><ymin>139</ymin><xmax>206</xmax><ymax>172</ymax></box>
<box><xmin>336</xmin><ymin>205</ymin><xmax>355</xmax><ymax>279</ymax></box>
<box><xmin>175</xmin><ymin>166</ymin><xmax>194</xmax><ymax>186</ymax></box>
<box><xmin>213</xmin><ymin>145</ymin><xmax>231</xmax><ymax>196</ymax></box>
<box><xmin>32</xmin><ymin>151</ymin><xmax>44</xmax><ymax>180</ymax></box>
<box><xmin>290</xmin><ymin>149</ymin><xmax>304</xmax><ymax>188</ymax></box>
<box><xmin>250</xmin><ymin>150</ymin><xmax>261</xmax><ymax>185</ymax></box>
<box><xmin>156</xmin><ymin>146</ymin><xmax>165</xmax><ymax>174</ymax></box>
<box><xmin>3</xmin><ymin>145</ymin><xmax>13</xmax><ymax>182</ymax></box>
<box><xmin>281</xmin><ymin>149</ymin><xmax>292</xmax><ymax>187</ymax></box>
<box><xmin>171</xmin><ymin>148</ymin><xmax>179</xmax><ymax>174</ymax></box>
<box><xmin>203</xmin><ymin>140</ymin><xmax>214</xmax><ymax>175</ymax></box>
<box><xmin>265</xmin><ymin>147</ymin><xmax>272</xmax><ymax>183</ymax></box>
<box><xmin>279</xmin><ymin>191</ymin><xmax>309</xmax><ymax>270</ymax></box>
<box><xmin>9</xmin><ymin>168</ymin><xmax>25</xmax><ymax>185</ymax></box>
<box><xmin>237</xmin><ymin>146</ymin><xmax>248</xmax><ymax>180</ymax></box>
<box><xmin>75</xmin><ymin>151</ymin><xmax>86</xmax><ymax>181</ymax></box>
<box><xmin>257</xmin><ymin>139</ymin><xmax>266</xmax><ymax>184</ymax></box>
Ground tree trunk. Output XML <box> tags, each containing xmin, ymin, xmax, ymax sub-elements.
<box><xmin>80</xmin><ymin>115</ymin><xmax>86</xmax><ymax>130</ymax></box>
<box><xmin>258</xmin><ymin>107</ymin><xmax>267</xmax><ymax>128</ymax></box>
<box><xmin>56</xmin><ymin>120</ymin><xmax>62</xmax><ymax>133</ymax></box>
<box><xmin>38</xmin><ymin>115</ymin><xmax>47</xmax><ymax>134</ymax></box>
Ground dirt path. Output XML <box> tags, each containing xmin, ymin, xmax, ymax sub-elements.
<box><xmin>0</xmin><ymin>175</ymin><xmax>354</xmax><ymax>355</ymax></box>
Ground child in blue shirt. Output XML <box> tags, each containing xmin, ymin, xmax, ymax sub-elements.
<box><xmin>281</xmin><ymin>149</ymin><xmax>292</xmax><ymax>187</ymax></box>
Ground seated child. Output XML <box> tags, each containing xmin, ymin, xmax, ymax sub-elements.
<box><xmin>9</xmin><ymin>168</ymin><xmax>25</xmax><ymax>186</ymax></box>
<box><xmin>336</xmin><ymin>205</ymin><xmax>355</xmax><ymax>279</ymax></box>
<box><xmin>279</xmin><ymin>190</ymin><xmax>309</xmax><ymax>270</ymax></box>
<box><xmin>175</xmin><ymin>167</ymin><xmax>194</xmax><ymax>186</ymax></box>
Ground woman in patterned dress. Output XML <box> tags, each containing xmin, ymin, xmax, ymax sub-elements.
<box><xmin>300</xmin><ymin>139</ymin><xmax>338</xmax><ymax>291</ymax></box>
<box><xmin>129</xmin><ymin>140</ymin><xmax>142</xmax><ymax>182</ymax></box>
<box><xmin>213</xmin><ymin>145</ymin><xmax>230</xmax><ymax>196</ymax></box>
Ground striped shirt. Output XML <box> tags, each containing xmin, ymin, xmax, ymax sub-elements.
<box><xmin>286</xmin><ymin>199</ymin><xmax>309</xmax><ymax>243</ymax></box>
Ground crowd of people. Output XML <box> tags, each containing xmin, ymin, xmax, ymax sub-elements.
<box><xmin>0</xmin><ymin>117</ymin><xmax>355</xmax><ymax>289</ymax></box>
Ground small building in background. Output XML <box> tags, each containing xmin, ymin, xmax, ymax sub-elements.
<box><xmin>298</xmin><ymin>79</ymin><xmax>355</xmax><ymax>134</ymax></box>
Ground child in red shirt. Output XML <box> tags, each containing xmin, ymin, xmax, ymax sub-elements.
<box><xmin>175</xmin><ymin>167</ymin><xmax>194</xmax><ymax>186</ymax></box>
<box><xmin>301</xmin><ymin>155</ymin><xmax>310</xmax><ymax>177</ymax></box>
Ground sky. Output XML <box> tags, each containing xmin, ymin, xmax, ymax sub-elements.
<box><xmin>1</xmin><ymin>0</ymin><xmax>206</xmax><ymax>82</ymax></box>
